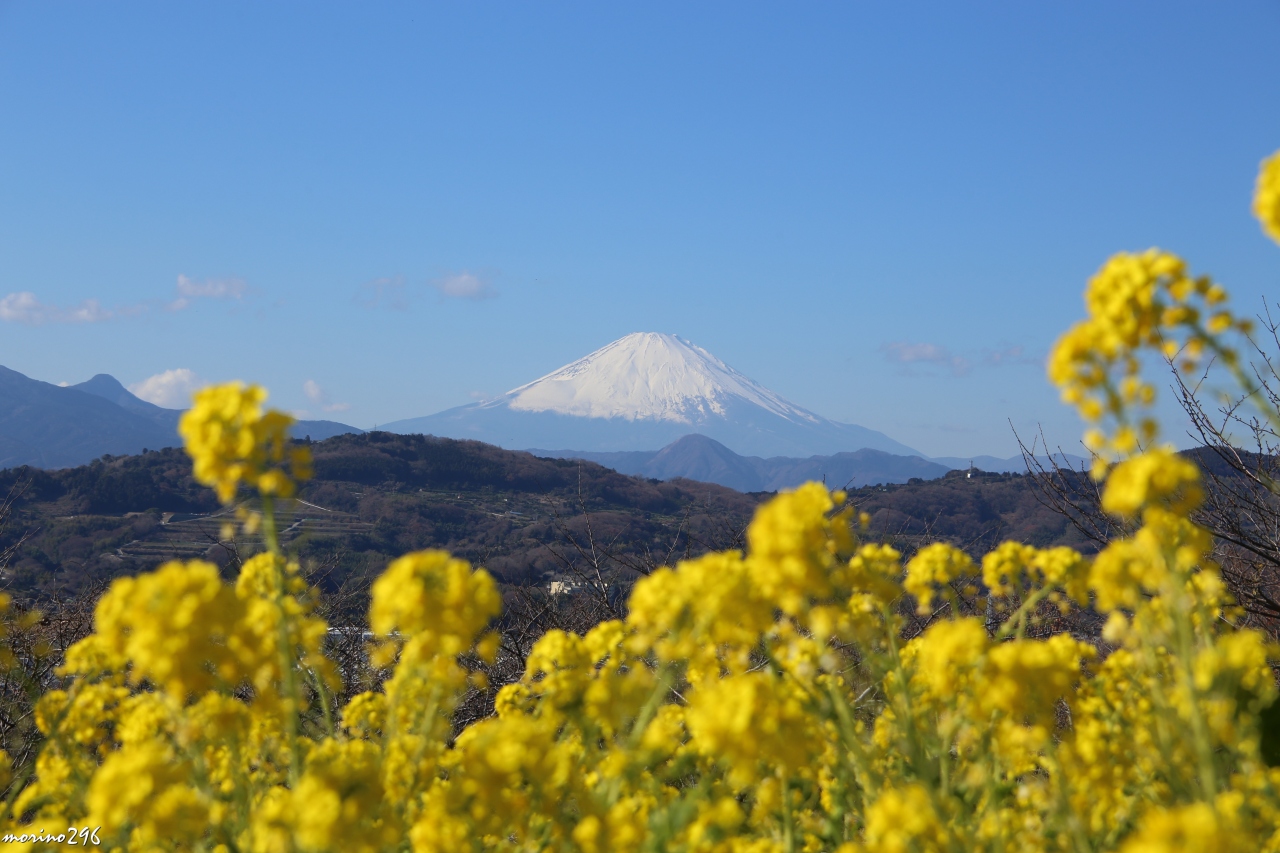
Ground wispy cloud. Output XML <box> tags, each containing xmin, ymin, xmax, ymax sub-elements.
<box><xmin>881</xmin><ymin>342</ymin><xmax>945</xmax><ymax>363</ymax></box>
<box><xmin>0</xmin><ymin>292</ymin><xmax>114</xmax><ymax>325</ymax></box>
<box><xmin>2</xmin><ymin>273</ymin><xmax>250</xmax><ymax>326</ymax></box>
<box><xmin>881</xmin><ymin>341</ymin><xmax>972</xmax><ymax>376</ymax></box>
<box><xmin>303</xmin><ymin>379</ymin><xmax>351</xmax><ymax>414</ymax></box>
<box><xmin>357</xmin><ymin>275</ymin><xmax>410</xmax><ymax>311</ymax></box>
<box><xmin>356</xmin><ymin>270</ymin><xmax>500</xmax><ymax>309</ymax></box>
<box><xmin>168</xmin><ymin>274</ymin><xmax>247</xmax><ymax>311</ymax></box>
<box><xmin>881</xmin><ymin>341</ymin><xmax>1041</xmax><ymax>377</ymax></box>
<box><xmin>129</xmin><ymin>368</ymin><xmax>203</xmax><ymax>408</ymax></box>
<box><xmin>983</xmin><ymin>344</ymin><xmax>1039</xmax><ymax>367</ymax></box>
<box><xmin>431</xmin><ymin>271</ymin><xmax>496</xmax><ymax>301</ymax></box>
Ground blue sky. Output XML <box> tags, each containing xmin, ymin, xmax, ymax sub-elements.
<box><xmin>1</xmin><ymin>2</ymin><xmax>1278</xmax><ymax>457</ymax></box>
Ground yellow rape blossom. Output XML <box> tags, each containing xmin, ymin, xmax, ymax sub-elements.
<box><xmin>86</xmin><ymin>740</ymin><xmax>210</xmax><ymax>850</ymax></box>
<box><xmin>746</xmin><ymin>482</ymin><xmax>855</xmax><ymax>616</ymax></box>
<box><xmin>1120</xmin><ymin>799</ymin><xmax>1250</xmax><ymax>853</ymax></box>
<box><xmin>1256</xmin><ymin>149</ymin><xmax>1280</xmax><ymax>245</ymax></box>
<box><xmin>369</xmin><ymin>549</ymin><xmax>500</xmax><ymax>659</ymax></box>
<box><xmin>627</xmin><ymin>550</ymin><xmax>773</xmax><ymax>674</ymax></box>
<box><xmin>4</xmin><ymin>140</ymin><xmax>1280</xmax><ymax>852</ymax></box>
<box><xmin>685</xmin><ymin>672</ymin><xmax>818</xmax><ymax>786</ymax></box>
<box><xmin>92</xmin><ymin>560</ymin><xmax>252</xmax><ymax>698</ymax></box>
<box><xmin>905</xmin><ymin>617</ymin><xmax>987</xmax><ymax>701</ymax></box>
<box><xmin>982</xmin><ymin>634</ymin><xmax>1095</xmax><ymax>726</ymax></box>
<box><xmin>904</xmin><ymin>541</ymin><xmax>973</xmax><ymax>612</ymax></box>
<box><xmin>1101</xmin><ymin>446</ymin><xmax>1203</xmax><ymax>519</ymax></box>
<box><xmin>862</xmin><ymin>784</ymin><xmax>950</xmax><ymax>853</ymax></box>
<box><xmin>1048</xmin><ymin>248</ymin><xmax>1249</xmax><ymax>473</ymax></box>
<box><xmin>179</xmin><ymin>382</ymin><xmax>311</xmax><ymax>503</ymax></box>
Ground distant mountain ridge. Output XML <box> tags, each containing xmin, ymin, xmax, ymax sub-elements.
<box><xmin>384</xmin><ymin>332</ymin><xmax>922</xmax><ymax>458</ymax></box>
<box><xmin>0</xmin><ymin>366</ymin><xmax>363</xmax><ymax>470</ymax></box>
<box><xmin>532</xmin><ymin>434</ymin><xmax>951</xmax><ymax>492</ymax></box>
<box><xmin>72</xmin><ymin>374</ymin><xmax>182</xmax><ymax>431</ymax></box>
<box><xmin>0</xmin><ymin>366</ymin><xmax>178</xmax><ymax>469</ymax></box>
<box><xmin>929</xmin><ymin>454</ymin><xmax>1090</xmax><ymax>474</ymax></box>
<box><xmin>533</xmin><ymin>434</ymin><xmax>1090</xmax><ymax>492</ymax></box>
<box><xmin>1</xmin><ymin>359</ymin><xmax>1082</xmax><ymax>478</ymax></box>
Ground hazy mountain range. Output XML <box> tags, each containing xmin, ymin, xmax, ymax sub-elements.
<box><xmin>384</xmin><ymin>332</ymin><xmax>922</xmax><ymax>458</ymax></box>
<box><xmin>381</xmin><ymin>332</ymin><xmax>1083</xmax><ymax>486</ymax></box>
<box><xmin>531</xmin><ymin>434</ymin><xmax>951</xmax><ymax>491</ymax></box>
<box><xmin>1</xmin><ymin>335</ymin><xmax>1084</xmax><ymax>487</ymax></box>
<box><xmin>533</xmin><ymin>433</ymin><xmax>1085</xmax><ymax>492</ymax></box>
<box><xmin>0</xmin><ymin>366</ymin><xmax>362</xmax><ymax>470</ymax></box>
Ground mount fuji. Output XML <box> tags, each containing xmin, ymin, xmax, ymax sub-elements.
<box><xmin>383</xmin><ymin>333</ymin><xmax>923</xmax><ymax>459</ymax></box>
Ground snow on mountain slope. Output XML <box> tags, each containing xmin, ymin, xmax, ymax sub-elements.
<box><xmin>383</xmin><ymin>333</ymin><xmax>922</xmax><ymax>458</ymax></box>
<box><xmin>503</xmin><ymin>333</ymin><xmax>819</xmax><ymax>424</ymax></box>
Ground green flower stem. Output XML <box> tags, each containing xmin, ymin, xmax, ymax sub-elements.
<box><xmin>309</xmin><ymin>665</ymin><xmax>336</xmax><ymax>739</ymax></box>
<box><xmin>1169</xmin><ymin>575</ymin><xmax>1219</xmax><ymax>799</ymax></box>
<box><xmin>780</xmin><ymin>769</ymin><xmax>796</xmax><ymax>853</ymax></box>
<box><xmin>261</xmin><ymin>495</ymin><xmax>303</xmax><ymax>786</ymax></box>
<box><xmin>994</xmin><ymin>583</ymin><xmax>1057</xmax><ymax>642</ymax></box>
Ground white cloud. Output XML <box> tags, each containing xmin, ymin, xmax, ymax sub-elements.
<box><xmin>2</xmin><ymin>274</ymin><xmax>250</xmax><ymax>325</ymax></box>
<box><xmin>302</xmin><ymin>379</ymin><xmax>350</xmax><ymax>414</ymax></box>
<box><xmin>303</xmin><ymin>379</ymin><xmax>324</xmax><ymax>404</ymax></box>
<box><xmin>168</xmin><ymin>274</ymin><xmax>247</xmax><ymax>311</ymax></box>
<box><xmin>0</xmin><ymin>292</ymin><xmax>45</xmax><ymax>324</ymax></box>
<box><xmin>356</xmin><ymin>271</ymin><xmax>498</xmax><ymax>309</ymax></box>
<box><xmin>431</xmin><ymin>271</ymin><xmax>496</xmax><ymax>301</ymax></box>
<box><xmin>65</xmin><ymin>299</ymin><xmax>112</xmax><ymax>323</ymax></box>
<box><xmin>129</xmin><ymin>368</ymin><xmax>203</xmax><ymax>408</ymax></box>
<box><xmin>882</xmin><ymin>340</ymin><xmax>1042</xmax><ymax>377</ymax></box>
<box><xmin>0</xmin><ymin>291</ymin><xmax>115</xmax><ymax>325</ymax></box>
<box><xmin>983</xmin><ymin>344</ymin><xmax>1039</xmax><ymax>367</ymax></box>
<box><xmin>882</xmin><ymin>342</ymin><xmax>950</xmax><ymax>363</ymax></box>
<box><xmin>357</xmin><ymin>275</ymin><xmax>410</xmax><ymax>311</ymax></box>
<box><xmin>881</xmin><ymin>341</ymin><xmax>971</xmax><ymax>376</ymax></box>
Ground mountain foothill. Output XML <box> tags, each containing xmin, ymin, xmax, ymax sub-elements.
<box><xmin>0</xmin><ymin>336</ymin><xmax>1096</xmax><ymax>602</ymax></box>
<box><xmin>379</xmin><ymin>332</ymin><xmax>1083</xmax><ymax>481</ymax></box>
<box><xmin>0</xmin><ymin>335</ymin><xmax>1100</xmax><ymax>601</ymax></box>
<box><xmin>0</xmin><ymin>431</ymin><xmax>1091</xmax><ymax>604</ymax></box>
<box><xmin>0</xmin><ymin>365</ymin><xmax>363</xmax><ymax>471</ymax></box>
<box><xmin>0</xmin><ymin>335</ymin><xmax>1077</xmax><ymax>488</ymax></box>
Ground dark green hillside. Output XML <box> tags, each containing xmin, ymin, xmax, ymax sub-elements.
<box><xmin>849</xmin><ymin>468</ymin><xmax>1094</xmax><ymax>555</ymax></box>
<box><xmin>0</xmin><ymin>433</ymin><xmax>763</xmax><ymax>600</ymax></box>
<box><xmin>0</xmin><ymin>432</ymin><xmax>1090</xmax><ymax>605</ymax></box>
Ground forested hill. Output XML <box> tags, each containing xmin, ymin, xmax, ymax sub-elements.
<box><xmin>0</xmin><ymin>433</ymin><xmax>762</xmax><ymax>599</ymax></box>
<box><xmin>0</xmin><ymin>432</ymin><xmax>1089</xmax><ymax>602</ymax></box>
<box><xmin>850</xmin><ymin>469</ymin><xmax>1095</xmax><ymax>558</ymax></box>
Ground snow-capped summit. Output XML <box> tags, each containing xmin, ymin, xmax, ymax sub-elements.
<box><xmin>383</xmin><ymin>333</ymin><xmax>922</xmax><ymax>459</ymax></box>
<box><xmin>504</xmin><ymin>332</ymin><xmax>818</xmax><ymax>424</ymax></box>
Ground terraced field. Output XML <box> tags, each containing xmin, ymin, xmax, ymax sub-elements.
<box><xmin>112</xmin><ymin>499</ymin><xmax>376</xmax><ymax>564</ymax></box>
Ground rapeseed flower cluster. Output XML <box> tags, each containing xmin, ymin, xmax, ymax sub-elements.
<box><xmin>1257</xmin><ymin>150</ymin><xmax>1280</xmax><ymax>245</ymax></box>
<box><xmin>179</xmin><ymin>383</ymin><xmax>312</xmax><ymax>502</ymax></box>
<box><xmin>1046</xmin><ymin>247</ymin><xmax>1252</xmax><ymax>475</ymax></box>
<box><xmin>0</xmin><ymin>148</ymin><xmax>1278</xmax><ymax>851</ymax></box>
